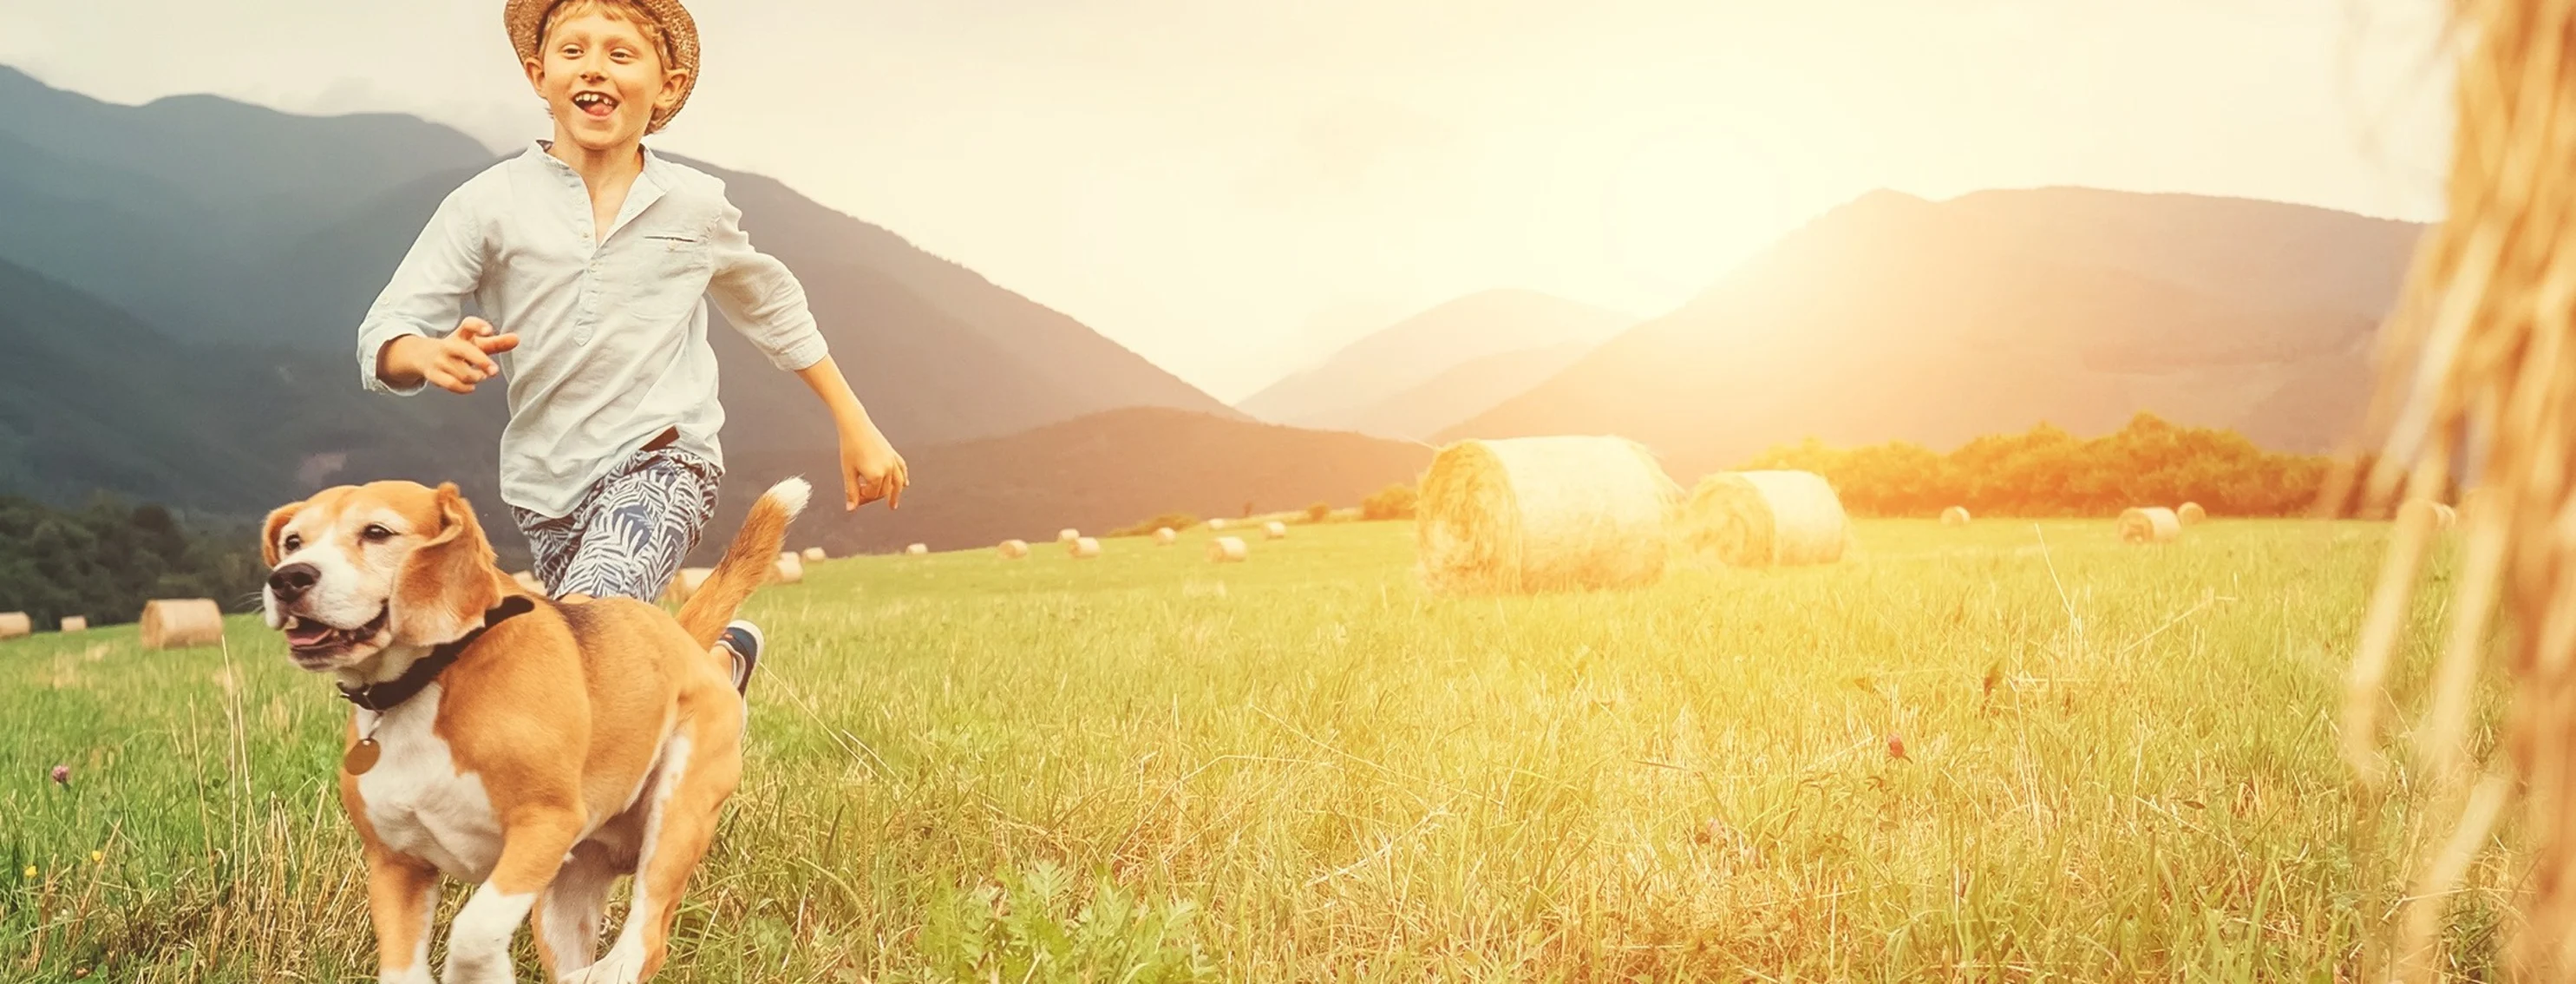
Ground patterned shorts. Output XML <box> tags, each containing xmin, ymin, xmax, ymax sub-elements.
<box><xmin>510</xmin><ymin>448</ymin><xmax>722</xmax><ymax>602</ymax></box>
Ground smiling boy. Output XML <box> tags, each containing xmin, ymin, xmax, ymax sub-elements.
<box><xmin>357</xmin><ymin>0</ymin><xmax>906</xmax><ymax>686</ymax></box>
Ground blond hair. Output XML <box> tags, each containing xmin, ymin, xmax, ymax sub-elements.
<box><xmin>533</xmin><ymin>0</ymin><xmax>674</xmax><ymax>71</ymax></box>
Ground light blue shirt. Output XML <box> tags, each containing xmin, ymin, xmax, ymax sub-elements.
<box><xmin>356</xmin><ymin>141</ymin><xmax>828</xmax><ymax>518</ymax></box>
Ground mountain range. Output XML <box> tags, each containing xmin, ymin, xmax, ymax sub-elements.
<box><xmin>1237</xmin><ymin>289</ymin><xmax>1634</xmax><ymax>440</ymax></box>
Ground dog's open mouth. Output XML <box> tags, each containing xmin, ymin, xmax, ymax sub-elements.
<box><xmin>284</xmin><ymin>607</ymin><xmax>389</xmax><ymax>660</ymax></box>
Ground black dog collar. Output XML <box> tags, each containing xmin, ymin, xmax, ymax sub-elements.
<box><xmin>336</xmin><ymin>595</ymin><xmax>536</xmax><ymax>713</ymax></box>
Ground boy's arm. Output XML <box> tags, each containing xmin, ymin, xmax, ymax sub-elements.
<box><xmin>357</xmin><ymin>187</ymin><xmax>489</xmax><ymax>396</ymax></box>
<box><xmin>709</xmin><ymin>194</ymin><xmax>906</xmax><ymax>510</ymax></box>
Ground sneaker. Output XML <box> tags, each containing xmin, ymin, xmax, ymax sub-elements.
<box><xmin>717</xmin><ymin>620</ymin><xmax>762</xmax><ymax>696</ymax></box>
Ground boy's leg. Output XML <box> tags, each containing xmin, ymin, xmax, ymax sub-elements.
<box><xmin>547</xmin><ymin>450</ymin><xmax>722</xmax><ymax>603</ymax></box>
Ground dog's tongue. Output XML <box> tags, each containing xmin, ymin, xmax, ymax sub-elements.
<box><xmin>286</xmin><ymin>621</ymin><xmax>337</xmax><ymax>646</ymax></box>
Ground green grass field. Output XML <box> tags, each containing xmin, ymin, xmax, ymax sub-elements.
<box><xmin>0</xmin><ymin>518</ymin><xmax>2481</xmax><ymax>981</ymax></box>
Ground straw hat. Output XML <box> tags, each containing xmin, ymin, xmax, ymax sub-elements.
<box><xmin>505</xmin><ymin>0</ymin><xmax>701</xmax><ymax>134</ymax></box>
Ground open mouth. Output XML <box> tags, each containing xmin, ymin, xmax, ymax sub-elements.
<box><xmin>283</xmin><ymin>607</ymin><xmax>389</xmax><ymax>662</ymax></box>
<box><xmin>571</xmin><ymin>91</ymin><xmax>619</xmax><ymax>119</ymax></box>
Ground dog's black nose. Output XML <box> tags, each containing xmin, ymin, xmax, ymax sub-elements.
<box><xmin>268</xmin><ymin>562</ymin><xmax>320</xmax><ymax>603</ymax></box>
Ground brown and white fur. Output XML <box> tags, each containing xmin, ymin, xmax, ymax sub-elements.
<box><xmin>260</xmin><ymin>477</ymin><xmax>807</xmax><ymax>984</ymax></box>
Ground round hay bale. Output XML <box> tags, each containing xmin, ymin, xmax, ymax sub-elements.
<box><xmin>772</xmin><ymin>553</ymin><xmax>805</xmax><ymax>585</ymax></box>
<box><xmin>511</xmin><ymin>570</ymin><xmax>546</xmax><ymax>594</ymax></box>
<box><xmin>0</xmin><ymin>613</ymin><xmax>28</xmax><ymax>640</ymax></box>
<box><xmin>801</xmin><ymin>547</ymin><xmax>827</xmax><ymax>562</ymax></box>
<box><xmin>1207</xmin><ymin>536</ymin><xmax>1248</xmax><ymax>563</ymax></box>
<box><xmin>1940</xmin><ymin>506</ymin><xmax>1971</xmax><ymax>527</ymax></box>
<box><xmin>905</xmin><ymin>543</ymin><xmax>929</xmax><ymax>555</ymax></box>
<box><xmin>1681</xmin><ymin>470</ymin><xmax>1850</xmax><ymax>567</ymax></box>
<box><xmin>1208</xmin><ymin>518</ymin><xmax>1229</xmax><ymax>531</ymax></box>
<box><xmin>2398</xmin><ymin>498</ymin><xmax>2458</xmax><ymax>531</ymax></box>
<box><xmin>1057</xmin><ymin>528</ymin><xmax>1081</xmax><ymax>544</ymax></box>
<box><xmin>664</xmin><ymin>567</ymin><xmax>713</xmax><ymax>604</ymax></box>
<box><xmin>59</xmin><ymin>616</ymin><xmax>87</xmax><ymax>633</ymax></box>
<box><xmin>1069</xmin><ymin>536</ymin><xmax>1102</xmax><ymax>559</ymax></box>
<box><xmin>141</xmin><ymin>599</ymin><xmax>224</xmax><ymax>650</ymax></box>
<box><xmin>1264</xmin><ymin>521</ymin><xmax>1289</xmax><ymax>541</ymax></box>
<box><xmin>2117</xmin><ymin>507</ymin><xmax>2182</xmax><ymax>544</ymax></box>
<box><xmin>997</xmin><ymin>539</ymin><xmax>1030</xmax><ymax>560</ymax></box>
<box><xmin>1416</xmin><ymin>436</ymin><xmax>1681</xmax><ymax>594</ymax></box>
<box><xmin>1153</xmin><ymin>527</ymin><xmax>1178</xmax><ymax>546</ymax></box>
<box><xmin>2177</xmin><ymin>502</ymin><xmax>2208</xmax><ymax>525</ymax></box>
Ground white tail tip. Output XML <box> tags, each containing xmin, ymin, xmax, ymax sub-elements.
<box><xmin>764</xmin><ymin>476</ymin><xmax>813</xmax><ymax>520</ymax></box>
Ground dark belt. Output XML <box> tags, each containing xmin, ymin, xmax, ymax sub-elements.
<box><xmin>642</xmin><ymin>427</ymin><xmax>679</xmax><ymax>452</ymax></box>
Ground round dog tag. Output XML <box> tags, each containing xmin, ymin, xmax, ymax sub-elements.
<box><xmin>343</xmin><ymin>738</ymin><xmax>382</xmax><ymax>776</ymax></box>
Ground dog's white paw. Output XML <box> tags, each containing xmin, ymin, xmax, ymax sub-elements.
<box><xmin>572</xmin><ymin>941</ymin><xmax>646</xmax><ymax>984</ymax></box>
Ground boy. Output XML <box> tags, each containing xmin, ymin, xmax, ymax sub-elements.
<box><xmin>358</xmin><ymin>0</ymin><xmax>906</xmax><ymax>686</ymax></box>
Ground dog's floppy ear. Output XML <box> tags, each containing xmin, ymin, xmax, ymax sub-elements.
<box><xmin>396</xmin><ymin>482</ymin><xmax>502</xmax><ymax>643</ymax></box>
<box><xmin>260</xmin><ymin>501</ymin><xmax>305</xmax><ymax>567</ymax></box>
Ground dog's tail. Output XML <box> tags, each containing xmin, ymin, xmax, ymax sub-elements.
<box><xmin>676</xmin><ymin>477</ymin><xmax>809</xmax><ymax>652</ymax></box>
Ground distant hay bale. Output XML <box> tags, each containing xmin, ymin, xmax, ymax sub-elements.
<box><xmin>1264</xmin><ymin>521</ymin><xmax>1289</xmax><ymax>541</ymax></box>
<box><xmin>1208</xmin><ymin>518</ymin><xmax>1228</xmax><ymax>531</ymax></box>
<box><xmin>802</xmin><ymin>547</ymin><xmax>827</xmax><ymax>562</ymax></box>
<box><xmin>1154</xmin><ymin>527</ymin><xmax>1178</xmax><ymax>546</ymax></box>
<box><xmin>772</xmin><ymin>553</ymin><xmax>805</xmax><ymax>585</ymax></box>
<box><xmin>1057</xmin><ymin>528</ymin><xmax>1081</xmax><ymax>544</ymax></box>
<box><xmin>2398</xmin><ymin>498</ymin><xmax>2458</xmax><ymax>531</ymax></box>
<box><xmin>1681</xmin><ymin>470</ymin><xmax>1850</xmax><ymax>567</ymax></box>
<box><xmin>1416</xmin><ymin>436</ymin><xmax>1681</xmax><ymax>594</ymax></box>
<box><xmin>1069</xmin><ymin>536</ymin><xmax>1102</xmax><ymax>559</ymax></box>
<box><xmin>1207</xmin><ymin>536</ymin><xmax>1248</xmax><ymax>563</ymax></box>
<box><xmin>2177</xmin><ymin>502</ymin><xmax>2208</xmax><ymax>525</ymax></box>
<box><xmin>511</xmin><ymin>570</ymin><xmax>546</xmax><ymax>594</ymax></box>
<box><xmin>2117</xmin><ymin>507</ymin><xmax>2182</xmax><ymax>545</ymax></box>
<box><xmin>0</xmin><ymin>613</ymin><xmax>27</xmax><ymax>640</ymax></box>
<box><xmin>1941</xmin><ymin>506</ymin><xmax>1971</xmax><ymax>527</ymax></box>
<box><xmin>140</xmin><ymin>599</ymin><xmax>224</xmax><ymax>650</ymax></box>
<box><xmin>997</xmin><ymin>539</ymin><xmax>1030</xmax><ymax>560</ymax></box>
<box><xmin>60</xmin><ymin>616</ymin><xmax>87</xmax><ymax>633</ymax></box>
<box><xmin>906</xmin><ymin>543</ymin><xmax>929</xmax><ymax>555</ymax></box>
<box><xmin>664</xmin><ymin>567</ymin><xmax>713</xmax><ymax>603</ymax></box>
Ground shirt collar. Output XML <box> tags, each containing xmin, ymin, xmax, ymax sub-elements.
<box><xmin>524</xmin><ymin>140</ymin><xmax>672</xmax><ymax>238</ymax></box>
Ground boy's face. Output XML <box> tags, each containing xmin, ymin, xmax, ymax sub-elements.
<box><xmin>523</xmin><ymin>8</ymin><xmax>688</xmax><ymax>151</ymax></box>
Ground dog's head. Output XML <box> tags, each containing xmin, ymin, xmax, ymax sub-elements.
<box><xmin>261</xmin><ymin>481</ymin><xmax>502</xmax><ymax>673</ymax></box>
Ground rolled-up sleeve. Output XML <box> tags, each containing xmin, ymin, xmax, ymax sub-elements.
<box><xmin>357</xmin><ymin>185</ymin><xmax>487</xmax><ymax>395</ymax></box>
<box><xmin>705</xmin><ymin>192</ymin><xmax>829</xmax><ymax>372</ymax></box>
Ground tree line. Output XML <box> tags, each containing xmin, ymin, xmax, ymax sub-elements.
<box><xmin>1741</xmin><ymin>413</ymin><xmax>2336</xmax><ymax>518</ymax></box>
<box><xmin>0</xmin><ymin>495</ymin><xmax>266</xmax><ymax>630</ymax></box>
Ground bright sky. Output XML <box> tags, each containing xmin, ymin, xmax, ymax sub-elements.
<box><xmin>2</xmin><ymin>0</ymin><xmax>2452</xmax><ymax>400</ymax></box>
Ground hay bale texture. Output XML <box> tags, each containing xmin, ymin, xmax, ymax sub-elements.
<box><xmin>664</xmin><ymin>567</ymin><xmax>713</xmax><ymax>603</ymax></box>
<box><xmin>772</xmin><ymin>553</ymin><xmax>805</xmax><ymax>584</ymax></box>
<box><xmin>1069</xmin><ymin>537</ymin><xmax>1102</xmax><ymax>559</ymax></box>
<box><xmin>1416</xmin><ymin>436</ymin><xmax>1680</xmax><ymax>594</ymax></box>
<box><xmin>1207</xmin><ymin>537</ymin><xmax>1248</xmax><ymax>563</ymax></box>
<box><xmin>2118</xmin><ymin>507</ymin><xmax>2181</xmax><ymax>545</ymax></box>
<box><xmin>802</xmin><ymin>547</ymin><xmax>827</xmax><ymax>562</ymax></box>
<box><xmin>1941</xmin><ymin>506</ymin><xmax>1971</xmax><ymax>527</ymax></box>
<box><xmin>1057</xmin><ymin>528</ymin><xmax>1081</xmax><ymax>544</ymax></box>
<box><xmin>997</xmin><ymin>539</ymin><xmax>1030</xmax><ymax>560</ymax></box>
<box><xmin>0</xmin><ymin>613</ymin><xmax>27</xmax><ymax>640</ymax></box>
<box><xmin>1682</xmin><ymin>470</ymin><xmax>1850</xmax><ymax>567</ymax></box>
<box><xmin>2177</xmin><ymin>502</ymin><xmax>2208</xmax><ymax>525</ymax></box>
<box><xmin>1208</xmin><ymin>518</ymin><xmax>1228</xmax><ymax>531</ymax></box>
<box><xmin>1264</xmin><ymin>521</ymin><xmax>1289</xmax><ymax>541</ymax></box>
<box><xmin>140</xmin><ymin>599</ymin><xmax>225</xmax><ymax>650</ymax></box>
<box><xmin>60</xmin><ymin>616</ymin><xmax>86</xmax><ymax>633</ymax></box>
<box><xmin>1154</xmin><ymin>528</ymin><xmax>1178</xmax><ymax>546</ymax></box>
<box><xmin>906</xmin><ymin>543</ymin><xmax>929</xmax><ymax>555</ymax></box>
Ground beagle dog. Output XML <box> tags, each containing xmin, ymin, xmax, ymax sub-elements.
<box><xmin>260</xmin><ymin>476</ymin><xmax>807</xmax><ymax>984</ymax></box>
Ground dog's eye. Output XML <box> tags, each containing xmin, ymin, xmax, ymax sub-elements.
<box><xmin>363</xmin><ymin>524</ymin><xmax>396</xmax><ymax>542</ymax></box>
<box><xmin>280</xmin><ymin>534</ymin><xmax>301</xmax><ymax>553</ymax></box>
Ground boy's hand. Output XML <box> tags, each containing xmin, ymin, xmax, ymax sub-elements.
<box><xmin>378</xmin><ymin>318</ymin><xmax>520</xmax><ymax>394</ymax></box>
<box><xmin>837</xmin><ymin>417</ymin><xmax>908</xmax><ymax>511</ymax></box>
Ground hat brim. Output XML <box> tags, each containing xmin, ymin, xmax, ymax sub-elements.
<box><xmin>505</xmin><ymin>0</ymin><xmax>699</xmax><ymax>134</ymax></box>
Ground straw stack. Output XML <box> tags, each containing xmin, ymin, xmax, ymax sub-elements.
<box><xmin>2177</xmin><ymin>502</ymin><xmax>2208</xmax><ymax>525</ymax></box>
<box><xmin>1415</xmin><ymin>436</ymin><xmax>1680</xmax><ymax>594</ymax></box>
<box><xmin>1057</xmin><ymin>528</ymin><xmax>1081</xmax><ymax>544</ymax></box>
<box><xmin>664</xmin><ymin>567</ymin><xmax>713</xmax><ymax>604</ymax></box>
<box><xmin>772</xmin><ymin>553</ymin><xmax>805</xmax><ymax>585</ymax></box>
<box><xmin>2117</xmin><ymin>507</ymin><xmax>2181</xmax><ymax>545</ymax></box>
<box><xmin>997</xmin><ymin>539</ymin><xmax>1030</xmax><ymax>560</ymax></box>
<box><xmin>1941</xmin><ymin>506</ymin><xmax>1971</xmax><ymax>527</ymax></box>
<box><xmin>1069</xmin><ymin>537</ymin><xmax>1102</xmax><ymax>559</ymax></box>
<box><xmin>1209</xmin><ymin>518</ymin><xmax>1229</xmax><ymax>531</ymax></box>
<box><xmin>0</xmin><ymin>613</ymin><xmax>27</xmax><ymax>640</ymax></box>
<box><xmin>60</xmin><ymin>616</ymin><xmax>87</xmax><ymax>633</ymax></box>
<box><xmin>141</xmin><ymin>599</ymin><xmax>224</xmax><ymax>650</ymax></box>
<box><xmin>1264</xmin><ymin>521</ymin><xmax>1289</xmax><ymax>541</ymax></box>
<box><xmin>1681</xmin><ymin>470</ymin><xmax>1850</xmax><ymax>567</ymax></box>
<box><xmin>906</xmin><ymin>543</ymin><xmax>929</xmax><ymax>555</ymax></box>
<box><xmin>512</xmin><ymin>570</ymin><xmax>546</xmax><ymax>594</ymax></box>
<box><xmin>1207</xmin><ymin>537</ymin><xmax>1248</xmax><ymax>563</ymax></box>
<box><xmin>802</xmin><ymin>547</ymin><xmax>827</xmax><ymax>562</ymax></box>
<box><xmin>1154</xmin><ymin>527</ymin><xmax>1178</xmax><ymax>546</ymax></box>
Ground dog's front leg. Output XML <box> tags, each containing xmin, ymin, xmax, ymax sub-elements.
<box><xmin>441</xmin><ymin>808</ymin><xmax>585</xmax><ymax>984</ymax></box>
<box><xmin>365</xmin><ymin>849</ymin><xmax>442</xmax><ymax>984</ymax></box>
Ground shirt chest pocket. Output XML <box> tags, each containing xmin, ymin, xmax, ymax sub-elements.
<box><xmin>627</xmin><ymin>232</ymin><xmax>713</xmax><ymax>320</ymax></box>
